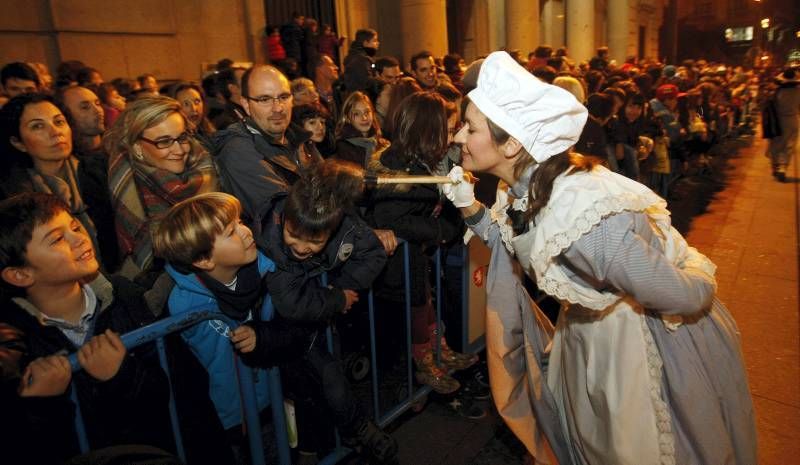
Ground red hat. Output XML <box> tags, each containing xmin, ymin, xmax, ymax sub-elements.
<box><xmin>656</xmin><ymin>84</ymin><xmax>682</xmax><ymax>101</ymax></box>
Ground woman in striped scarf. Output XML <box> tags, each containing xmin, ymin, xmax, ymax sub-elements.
<box><xmin>105</xmin><ymin>96</ymin><xmax>219</xmax><ymax>278</ymax></box>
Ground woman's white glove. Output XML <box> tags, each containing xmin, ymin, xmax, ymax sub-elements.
<box><xmin>442</xmin><ymin>166</ymin><xmax>476</xmax><ymax>208</ymax></box>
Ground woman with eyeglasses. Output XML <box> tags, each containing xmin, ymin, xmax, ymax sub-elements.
<box><xmin>0</xmin><ymin>92</ymin><xmax>121</xmax><ymax>273</ymax></box>
<box><xmin>104</xmin><ymin>96</ymin><xmax>219</xmax><ymax>277</ymax></box>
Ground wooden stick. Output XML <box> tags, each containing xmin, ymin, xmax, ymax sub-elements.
<box><xmin>374</xmin><ymin>173</ymin><xmax>478</xmax><ymax>185</ymax></box>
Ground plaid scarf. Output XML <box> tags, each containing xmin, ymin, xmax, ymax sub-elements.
<box><xmin>108</xmin><ymin>150</ymin><xmax>218</xmax><ymax>271</ymax></box>
<box><xmin>28</xmin><ymin>156</ymin><xmax>101</xmax><ymax>259</ymax></box>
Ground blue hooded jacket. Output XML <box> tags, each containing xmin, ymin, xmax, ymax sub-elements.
<box><xmin>166</xmin><ymin>252</ymin><xmax>275</xmax><ymax>429</ymax></box>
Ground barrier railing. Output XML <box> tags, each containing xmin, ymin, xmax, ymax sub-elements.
<box><xmin>66</xmin><ymin>240</ymin><xmax>482</xmax><ymax>464</ymax></box>
<box><xmin>66</xmin><ymin>309</ymin><xmax>291</xmax><ymax>465</ymax></box>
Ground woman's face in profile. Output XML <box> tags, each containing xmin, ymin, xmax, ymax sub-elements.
<box><xmin>454</xmin><ymin>102</ymin><xmax>503</xmax><ymax>174</ymax></box>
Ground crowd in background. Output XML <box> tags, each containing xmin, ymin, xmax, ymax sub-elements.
<box><xmin>0</xmin><ymin>9</ymin><xmax>795</xmax><ymax>465</ymax></box>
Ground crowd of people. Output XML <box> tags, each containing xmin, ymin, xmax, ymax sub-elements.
<box><xmin>0</xmin><ymin>10</ymin><xmax>793</xmax><ymax>464</ymax></box>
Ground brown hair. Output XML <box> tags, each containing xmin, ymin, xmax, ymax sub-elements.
<box><xmin>152</xmin><ymin>192</ymin><xmax>241</xmax><ymax>269</ymax></box>
<box><xmin>381</xmin><ymin>77</ymin><xmax>423</xmax><ymax>137</ymax></box>
<box><xmin>390</xmin><ymin>92</ymin><xmax>449</xmax><ymax>167</ymax></box>
<box><xmin>485</xmin><ymin>118</ymin><xmax>596</xmax><ymax>223</ymax></box>
<box><xmin>336</xmin><ymin>91</ymin><xmax>381</xmax><ymax>138</ymax></box>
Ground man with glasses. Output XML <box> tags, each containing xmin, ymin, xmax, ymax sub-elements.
<box><xmin>214</xmin><ymin>65</ymin><xmax>321</xmax><ymax>230</ymax></box>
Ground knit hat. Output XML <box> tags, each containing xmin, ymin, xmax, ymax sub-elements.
<box><xmin>468</xmin><ymin>51</ymin><xmax>587</xmax><ymax>162</ymax></box>
<box><xmin>663</xmin><ymin>65</ymin><xmax>676</xmax><ymax>78</ymax></box>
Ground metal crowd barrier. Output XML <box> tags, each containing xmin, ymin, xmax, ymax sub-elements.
<box><xmin>67</xmin><ymin>241</ymin><xmax>483</xmax><ymax>464</ymax></box>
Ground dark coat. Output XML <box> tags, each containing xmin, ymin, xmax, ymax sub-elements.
<box><xmin>333</xmin><ymin>124</ymin><xmax>385</xmax><ymax>168</ymax></box>
<box><xmin>0</xmin><ymin>275</ymin><xmax>171</xmax><ymax>465</ymax></box>
<box><xmin>261</xmin><ymin>198</ymin><xmax>387</xmax><ymax>326</ymax></box>
<box><xmin>366</xmin><ymin>147</ymin><xmax>464</xmax><ymax>305</ymax></box>
<box><xmin>213</xmin><ymin>119</ymin><xmax>322</xmax><ymax>235</ymax></box>
<box><xmin>343</xmin><ymin>43</ymin><xmax>376</xmax><ymax>94</ymax></box>
<box><xmin>0</xmin><ymin>153</ymin><xmax>121</xmax><ymax>273</ymax></box>
<box><xmin>280</xmin><ymin>22</ymin><xmax>305</xmax><ymax>62</ymax></box>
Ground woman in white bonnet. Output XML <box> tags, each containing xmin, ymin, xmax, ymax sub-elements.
<box><xmin>442</xmin><ymin>51</ymin><xmax>756</xmax><ymax>465</ymax></box>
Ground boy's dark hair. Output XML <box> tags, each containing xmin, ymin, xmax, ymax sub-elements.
<box><xmin>374</xmin><ymin>56</ymin><xmax>400</xmax><ymax>75</ymax></box>
<box><xmin>284</xmin><ymin>161</ymin><xmax>362</xmax><ymax>239</ymax></box>
<box><xmin>0</xmin><ymin>193</ymin><xmax>68</xmax><ymax>269</ymax></box>
<box><xmin>292</xmin><ymin>103</ymin><xmax>326</xmax><ymax>126</ymax></box>
<box><xmin>410</xmin><ymin>51</ymin><xmax>433</xmax><ymax>71</ymax></box>
<box><xmin>586</xmin><ymin>93</ymin><xmax>614</xmax><ymax>119</ymax></box>
<box><xmin>216</xmin><ymin>67</ymin><xmax>241</xmax><ymax>100</ymax></box>
<box><xmin>1</xmin><ymin>62</ymin><xmax>40</xmax><ymax>88</ymax></box>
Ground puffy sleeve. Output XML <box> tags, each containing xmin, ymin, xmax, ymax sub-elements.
<box><xmin>561</xmin><ymin>211</ymin><xmax>716</xmax><ymax>315</ymax></box>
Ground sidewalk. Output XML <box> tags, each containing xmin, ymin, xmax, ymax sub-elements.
<box><xmin>684</xmin><ymin>135</ymin><xmax>800</xmax><ymax>465</ymax></box>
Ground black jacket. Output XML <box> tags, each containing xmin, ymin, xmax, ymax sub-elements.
<box><xmin>213</xmin><ymin>119</ymin><xmax>322</xmax><ymax>235</ymax></box>
<box><xmin>0</xmin><ymin>275</ymin><xmax>171</xmax><ymax>465</ymax></box>
<box><xmin>366</xmin><ymin>147</ymin><xmax>464</xmax><ymax>304</ymax></box>
<box><xmin>343</xmin><ymin>43</ymin><xmax>376</xmax><ymax>94</ymax></box>
<box><xmin>260</xmin><ymin>199</ymin><xmax>387</xmax><ymax>326</ymax></box>
<box><xmin>333</xmin><ymin>124</ymin><xmax>385</xmax><ymax>169</ymax></box>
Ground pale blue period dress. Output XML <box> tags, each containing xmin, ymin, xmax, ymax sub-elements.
<box><xmin>465</xmin><ymin>164</ymin><xmax>757</xmax><ymax>465</ymax></box>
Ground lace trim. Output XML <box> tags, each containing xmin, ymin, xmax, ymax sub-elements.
<box><xmin>537</xmin><ymin>275</ymin><xmax>620</xmax><ymax>311</ymax></box>
<box><xmin>530</xmin><ymin>191</ymin><xmax>659</xmax><ymax>273</ymax></box>
<box><xmin>489</xmin><ymin>208</ymin><xmax>517</xmax><ymax>255</ymax></box>
<box><xmin>639</xmin><ymin>314</ymin><xmax>676</xmax><ymax>465</ymax></box>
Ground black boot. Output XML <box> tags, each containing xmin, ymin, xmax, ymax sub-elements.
<box><xmin>348</xmin><ymin>420</ymin><xmax>399</xmax><ymax>465</ymax></box>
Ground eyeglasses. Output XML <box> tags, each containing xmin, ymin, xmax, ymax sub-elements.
<box><xmin>139</xmin><ymin>132</ymin><xmax>192</xmax><ymax>149</ymax></box>
<box><xmin>245</xmin><ymin>93</ymin><xmax>292</xmax><ymax>106</ymax></box>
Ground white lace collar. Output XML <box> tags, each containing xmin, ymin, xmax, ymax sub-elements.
<box><xmin>512</xmin><ymin>166</ymin><xmax>669</xmax><ymax>310</ymax></box>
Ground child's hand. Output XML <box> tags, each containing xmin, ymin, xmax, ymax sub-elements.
<box><xmin>231</xmin><ymin>325</ymin><xmax>257</xmax><ymax>353</ymax></box>
<box><xmin>77</xmin><ymin>329</ymin><xmax>126</xmax><ymax>382</ymax></box>
<box><xmin>342</xmin><ymin>289</ymin><xmax>359</xmax><ymax>313</ymax></box>
<box><xmin>18</xmin><ymin>355</ymin><xmax>72</xmax><ymax>397</ymax></box>
<box><xmin>373</xmin><ymin>229</ymin><xmax>398</xmax><ymax>256</ymax></box>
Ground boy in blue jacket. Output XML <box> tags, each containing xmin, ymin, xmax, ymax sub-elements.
<box><xmin>153</xmin><ymin>192</ymin><xmax>305</xmax><ymax>456</ymax></box>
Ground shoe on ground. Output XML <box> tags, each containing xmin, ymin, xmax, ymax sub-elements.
<box><xmin>461</xmin><ymin>376</ymin><xmax>491</xmax><ymax>401</ymax></box>
<box><xmin>414</xmin><ymin>349</ymin><xmax>461</xmax><ymax>394</ymax></box>
<box><xmin>447</xmin><ymin>395</ymin><xmax>488</xmax><ymax>420</ymax></box>
<box><xmin>352</xmin><ymin>421</ymin><xmax>399</xmax><ymax>465</ymax></box>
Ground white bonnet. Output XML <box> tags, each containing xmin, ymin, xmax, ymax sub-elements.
<box><xmin>467</xmin><ymin>51</ymin><xmax>588</xmax><ymax>162</ymax></box>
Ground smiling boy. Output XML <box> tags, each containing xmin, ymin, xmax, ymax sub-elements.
<box><xmin>0</xmin><ymin>192</ymin><xmax>170</xmax><ymax>463</ymax></box>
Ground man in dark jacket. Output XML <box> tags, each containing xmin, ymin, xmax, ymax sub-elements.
<box><xmin>213</xmin><ymin>65</ymin><xmax>322</xmax><ymax>235</ymax></box>
<box><xmin>280</xmin><ymin>12</ymin><xmax>305</xmax><ymax>65</ymax></box>
<box><xmin>342</xmin><ymin>28</ymin><xmax>380</xmax><ymax>95</ymax></box>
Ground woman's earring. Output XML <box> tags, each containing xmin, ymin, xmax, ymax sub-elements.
<box><xmin>133</xmin><ymin>145</ymin><xmax>144</xmax><ymax>160</ymax></box>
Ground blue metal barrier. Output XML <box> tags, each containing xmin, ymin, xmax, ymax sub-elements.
<box><xmin>67</xmin><ymin>308</ymin><xmax>291</xmax><ymax>465</ymax></box>
<box><xmin>66</xmin><ymin>239</ymin><xmax>482</xmax><ymax>464</ymax></box>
